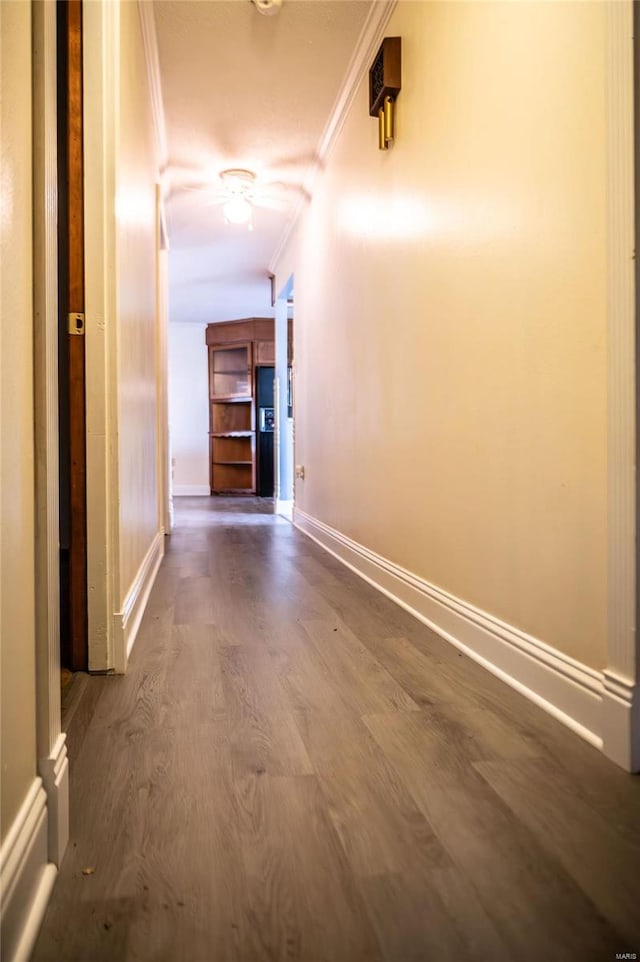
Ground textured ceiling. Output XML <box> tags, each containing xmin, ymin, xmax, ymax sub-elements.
<box><xmin>154</xmin><ymin>0</ymin><xmax>372</xmax><ymax>323</ymax></box>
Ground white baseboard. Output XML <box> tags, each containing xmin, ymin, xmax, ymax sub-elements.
<box><xmin>38</xmin><ymin>733</ymin><xmax>69</xmax><ymax>867</ymax></box>
<box><xmin>602</xmin><ymin>670</ymin><xmax>640</xmax><ymax>771</ymax></box>
<box><xmin>0</xmin><ymin>779</ymin><xmax>57</xmax><ymax>962</ymax></box>
<box><xmin>294</xmin><ymin>508</ymin><xmax>606</xmax><ymax>751</ymax></box>
<box><xmin>113</xmin><ymin>529</ymin><xmax>164</xmax><ymax>672</ymax></box>
<box><xmin>275</xmin><ymin>498</ymin><xmax>293</xmax><ymax>521</ymax></box>
<box><xmin>173</xmin><ymin>484</ymin><xmax>210</xmax><ymax>496</ymax></box>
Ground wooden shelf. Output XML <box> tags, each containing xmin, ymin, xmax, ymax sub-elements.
<box><xmin>212</xmin><ymin>488</ymin><xmax>253</xmax><ymax>494</ymax></box>
<box><xmin>211</xmin><ymin>399</ymin><xmax>253</xmax><ymax>436</ymax></box>
<box><xmin>206</xmin><ymin>317</ymin><xmax>287</xmax><ymax>496</ymax></box>
<box><xmin>210</xmin><ymin>394</ymin><xmax>252</xmax><ymax>402</ymax></box>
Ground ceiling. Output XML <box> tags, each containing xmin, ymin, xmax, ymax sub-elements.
<box><xmin>154</xmin><ymin>0</ymin><xmax>373</xmax><ymax>324</ymax></box>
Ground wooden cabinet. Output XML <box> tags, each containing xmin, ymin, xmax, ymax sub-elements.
<box><xmin>255</xmin><ymin>340</ymin><xmax>275</xmax><ymax>365</ymax></box>
<box><xmin>206</xmin><ymin>319</ymin><xmax>276</xmax><ymax>495</ymax></box>
<box><xmin>209</xmin><ymin>341</ymin><xmax>254</xmax><ymax>493</ymax></box>
<box><xmin>209</xmin><ymin>343</ymin><xmax>252</xmax><ymax>399</ymax></box>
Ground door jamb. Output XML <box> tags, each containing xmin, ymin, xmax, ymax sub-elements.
<box><xmin>33</xmin><ymin>0</ymin><xmax>68</xmax><ymax>867</ymax></box>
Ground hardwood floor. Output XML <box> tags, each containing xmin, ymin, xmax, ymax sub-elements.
<box><xmin>33</xmin><ymin>498</ymin><xmax>640</xmax><ymax>962</ymax></box>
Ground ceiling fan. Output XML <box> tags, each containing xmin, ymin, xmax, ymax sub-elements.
<box><xmin>216</xmin><ymin>169</ymin><xmax>257</xmax><ymax>229</ymax></box>
<box><xmin>165</xmin><ymin>164</ymin><xmax>307</xmax><ymax>230</ymax></box>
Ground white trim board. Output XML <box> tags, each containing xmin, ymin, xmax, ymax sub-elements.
<box><xmin>173</xmin><ymin>485</ymin><xmax>210</xmax><ymax>497</ymax></box>
<box><xmin>0</xmin><ymin>779</ymin><xmax>57</xmax><ymax>962</ymax></box>
<box><xmin>294</xmin><ymin>508</ymin><xmax>608</xmax><ymax>753</ymax></box>
<box><xmin>38</xmin><ymin>734</ymin><xmax>69</xmax><ymax>868</ymax></box>
<box><xmin>113</xmin><ymin>529</ymin><xmax>164</xmax><ymax>672</ymax></box>
<box><xmin>32</xmin><ymin>0</ymin><xmax>69</xmax><ymax>875</ymax></box>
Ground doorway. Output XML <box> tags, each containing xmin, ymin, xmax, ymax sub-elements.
<box><xmin>275</xmin><ymin>275</ymin><xmax>294</xmax><ymax>517</ymax></box>
<box><xmin>57</xmin><ymin>0</ymin><xmax>88</xmax><ymax>671</ymax></box>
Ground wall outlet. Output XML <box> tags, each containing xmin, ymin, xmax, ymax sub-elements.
<box><xmin>295</xmin><ymin>465</ymin><xmax>305</xmax><ymax>480</ymax></box>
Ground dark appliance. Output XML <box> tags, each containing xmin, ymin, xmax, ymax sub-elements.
<box><xmin>256</xmin><ymin>366</ymin><xmax>275</xmax><ymax>497</ymax></box>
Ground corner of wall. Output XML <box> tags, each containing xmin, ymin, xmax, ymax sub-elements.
<box><xmin>0</xmin><ymin>781</ymin><xmax>57</xmax><ymax>962</ymax></box>
<box><xmin>113</xmin><ymin>529</ymin><xmax>164</xmax><ymax>673</ymax></box>
<box><xmin>602</xmin><ymin>671</ymin><xmax>640</xmax><ymax>772</ymax></box>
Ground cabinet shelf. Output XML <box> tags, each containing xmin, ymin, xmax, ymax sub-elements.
<box><xmin>211</xmin><ymin>396</ymin><xmax>251</xmax><ymax>401</ymax></box>
<box><xmin>210</xmin><ymin>394</ymin><xmax>252</xmax><ymax>402</ymax></box>
<box><xmin>211</xmin><ymin>431</ymin><xmax>252</xmax><ymax>438</ymax></box>
<box><xmin>213</xmin><ymin>460</ymin><xmax>252</xmax><ymax>466</ymax></box>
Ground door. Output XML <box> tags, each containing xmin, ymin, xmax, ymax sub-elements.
<box><xmin>57</xmin><ymin>0</ymin><xmax>88</xmax><ymax>670</ymax></box>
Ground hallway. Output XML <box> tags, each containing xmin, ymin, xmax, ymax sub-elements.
<box><xmin>33</xmin><ymin>499</ymin><xmax>639</xmax><ymax>962</ymax></box>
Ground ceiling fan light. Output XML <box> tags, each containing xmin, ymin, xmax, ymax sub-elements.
<box><xmin>223</xmin><ymin>196</ymin><xmax>252</xmax><ymax>225</ymax></box>
<box><xmin>252</xmin><ymin>0</ymin><xmax>282</xmax><ymax>16</ymax></box>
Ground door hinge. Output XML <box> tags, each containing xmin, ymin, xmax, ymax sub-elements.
<box><xmin>67</xmin><ymin>312</ymin><xmax>85</xmax><ymax>335</ymax></box>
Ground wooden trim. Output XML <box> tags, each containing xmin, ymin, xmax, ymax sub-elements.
<box><xmin>205</xmin><ymin>317</ymin><xmax>274</xmax><ymax>346</ymax></box>
<box><xmin>64</xmin><ymin>0</ymin><xmax>88</xmax><ymax>669</ymax></box>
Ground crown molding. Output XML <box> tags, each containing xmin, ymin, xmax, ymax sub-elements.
<box><xmin>138</xmin><ymin>0</ymin><xmax>168</xmax><ymax>170</ymax></box>
<box><xmin>269</xmin><ymin>0</ymin><xmax>397</xmax><ymax>274</ymax></box>
<box><xmin>313</xmin><ymin>0</ymin><xmax>398</xmax><ymax>175</ymax></box>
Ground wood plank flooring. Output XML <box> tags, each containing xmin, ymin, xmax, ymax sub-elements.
<box><xmin>34</xmin><ymin>498</ymin><xmax>640</xmax><ymax>962</ymax></box>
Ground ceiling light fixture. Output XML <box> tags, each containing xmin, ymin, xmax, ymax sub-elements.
<box><xmin>251</xmin><ymin>0</ymin><xmax>283</xmax><ymax>16</ymax></box>
<box><xmin>220</xmin><ymin>169</ymin><xmax>256</xmax><ymax>230</ymax></box>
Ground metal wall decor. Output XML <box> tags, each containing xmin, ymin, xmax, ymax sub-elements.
<box><xmin>369</xmin><ymin>37</ymin><xmax>401</xmax><ymax>150</ymax></box>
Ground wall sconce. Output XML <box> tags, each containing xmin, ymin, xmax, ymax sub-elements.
<box><xmin>251</xmin><ymin>0</ymin><xmax>282</xmax><ymax>16</ymax></box>
<box><xmin>369</xmin><ymin>37</ymin><xmax>401</xmax><ymax>150</ymax></box>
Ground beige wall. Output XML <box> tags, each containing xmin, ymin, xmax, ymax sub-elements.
<box><xmin>287</xmin><ymin>1</ymin><xmax>608</xmax><ymax>668</ymax></box>
<box><xmin>0</xmin><ymin>0</ymin><xmax>38</xmax><ymax>836</ymax></box>
<box><xmin>116</xmin><ymin>2</ymin><xmax>160</xmax><ymax>598</ymax></box>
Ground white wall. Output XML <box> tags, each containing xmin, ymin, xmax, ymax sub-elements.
<box><xmin>0</xmin><ymin>0</ymin><xmax>37</xmax><ymax>846</ymax></box>
<box><xmin>273</xmin><ymin>1</ymin><xmax>638</xmax><ymax>760</ymax></box>
<box><xmin>85</xmin><ymin>0</ymin><xmax>165</xmax><ymax>671</ymax></box>
<box><xmin>117</xmin><ymin>0</ymin><xmax>161</xmax><ymax>595</ymax></box>
<box><xmin>168</xmin><ymin>323</ymin><xmax>210</xmax><ymax>495</ymax></box>
<box><xmin>1</xmin><ymin>4</ymin><xmax>57</xmax><ymax>957</ymax></box>
<box><xmin>284</xmin><ymin>0</ymin><xmax>608</xmax><ymax>670</ymax></box>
